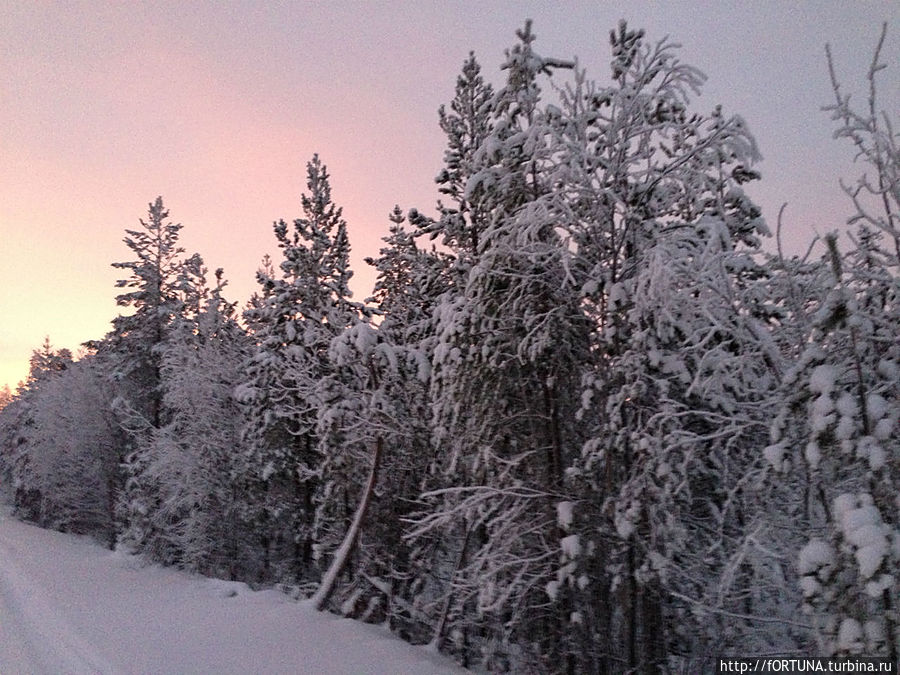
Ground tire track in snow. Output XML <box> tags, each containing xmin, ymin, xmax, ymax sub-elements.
<box><xmin>0</xmin><ymin>525</ymin><xmax>117</xmax><ymax>674</ymax></box>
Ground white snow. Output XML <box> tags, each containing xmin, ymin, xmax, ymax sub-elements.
<box><xmin>833</xmin><ymin>493</ymin><xmax>890</xmax><ymax>579</ymax></box>
<box><xmin>857</xmin><ymin>436</ymin><xmax>887</xmax><ymax>471</ymax></box>
<box><xmin>876</xmin><ymin>358</ymin><xmax>899</xmax><ymax>381</ymax></box>
<box><xmin>808</xmin><ymin>364</ymin><xmax>837</xmax><ymax>395</ymax></box>
<box><xmin>812</xmin><ymin>392</ymin><xmax>834</xmax><ymax>419</ymax></box>
<box><xmin>810</xmin><ymin>394</ymin><xmax>835</xmax><ymax>434</ymax></box>
<box><xmin>864</xmin><ymin>573</ymin><xmax>894</xmax><ymax>599</ymax></box>
<box><xmin>853</xmin><ymin>532</ymin><xmax>888</xmax><ymax>579</ymax></box>
<box><xmin>864</xmin><ymin>619</ymin><xmax>886</xmax><ymax>647</ymax></box>
<box><xmin>837</xmin><ymin>617</ymin><xmax>863</xmax><ymax>653</ymax></box>
<box><xmin>835</xmin><ymin>393</ymin><xmax>857</xmax><ymax>418</ymax></box>
<box><xmin>835</xmin><ymin>415</ymin><xmax>855</xmax><ymax>441</ymax></box>
<box><xmin>763</xmin><ymin>442</ymin><xmax>786</xmax><ymax>471</ymax></box>
<box><xmin>798</xmin><ymin>539</ymin><xmax>834</xmax><ymax>576</ymax></box>
<box><xmin>0</xmin><ymin>505</ymin><xmax>466</xmax><ymax>675</ymax></box>
<box><xmin>560</xmin><ymin>534</ymin><xmax>581</xmax><ymax>558</ymax></box>
<box><xmin>865</xmin><ymin>393</ymin><xmax>888</xmax><ymax>423</ymax></box>
<box><xmin>832</xmin><ymin>493</ymin><xmax>856</xmax><ymax>521</ymax></box>
<box><xmin>413</xmin><ymin>349</ymin><xmax>431</xmax><ymax>384</ymax></box>
<box><xmin>614</xmin><ymin>508</ymin><xmax>636</xmax><ymax>540</ymax></box>
<box><xmin>545</xmin><ymin>579</ymin><xmax>560</xmax><ymax>601</ymax></box>
<box><xmin>798</xmin><ymin>575</ymin><xmax>821</xmax><ymax>598</ymax></box>
<box><xmin>556</xmin><ymin>501</ymin><xmax>574</xmax><ymax>531</ymax></box>
<box><xmin>804</xmin><ymin>441</ymin><xmax>821</xmax><ymax>470</ymax></box>
<box><xmin>873</xmin><ymin>417</ymin><xmax>894</xmax><ymax>441</ymax></box>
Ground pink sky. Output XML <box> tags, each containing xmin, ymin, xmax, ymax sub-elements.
<box><xmin>2</xmin><ymin>1</ymin><xmax>898</xmax><ymax>390</ymax></box>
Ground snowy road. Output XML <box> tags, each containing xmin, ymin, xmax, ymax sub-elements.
<box><xmin>0</xmin><ymin>529</ymin><xmax>115</xmax><ymax>673</ymax></box>
<box><xmin>0</xmin><ymin>506</ymin><xmax>464</xmax><ymax>675</ymax></box>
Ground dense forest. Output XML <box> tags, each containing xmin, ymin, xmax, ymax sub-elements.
<box><xmin>1</xmin><ymin>21</ymin><xmax>897</xmax><ymax>673</ymax></box>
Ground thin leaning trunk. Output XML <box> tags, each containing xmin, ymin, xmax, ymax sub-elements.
<box><xmin>431</xmin><ymin>524</ymin><xmax>472</xmax><ymax>651</ymax></box>
<box><xmin>311</xmin><ymin>436</ymin><xmax>383</xmax><ymax>611</ymax></box>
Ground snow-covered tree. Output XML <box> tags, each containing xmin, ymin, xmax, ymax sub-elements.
<box><xmin>767</xmin><ymin>27</ymin><xmax>899</xmax><ymax>658</ymax></box>
<box><xmin>16</xmin><ymin>358</ymin><xmax>121</xmax><ymax>544</ymax></box>
<box><xmin>532</xmin><ymin>21</ymin><xmax>790</xmax><ymax>671</ymax></box>
<box><xmin>26</xmin><ymin>337</ymin><xmax>74</xmax><ymax>386</ymax></box>
<box><xmin>309</xmin><ymin>322</ymin><xmax>386</xmax><ymax>610</ymax></box>
<box><xmin>0</xmin><ymin>385</ymin><xmax>13</xmax><ymax>412</ymax></box>
<box><xmin>0</xmin><ymin>385</ymin><xmax>14</xmax><ymax>486</ymax></box>
<box><xmin>311</xmin><ymin>208</ymin><xmax>451</xmax><ymax>633</ymax></box>
<box><xmin>107</xmin><ymin>197</ymin><xmax>185</xmax><ymax>426</ymax></box>
<box><xmin>1</xmin><ymin>339</ymin><xmax>74</xmax><ymax>522</ymax></box>
<box><xmin>406</xmin><ymin>23</ymin><xmax>594</xmax><ymax>671</ymax></box>
<box><xmin>237</xmin><ymin>155</ymin><xmax>361</xmax><ymax>584</ymax></box>
<box><xmin>0</xmin><ymin>340</ymin><xmax>121</xmax><ymax>546</ymax></box>
<box><xmin>430</xmin><ymin>53</ymin><xmax>495</xmax><ymax>260</ymax></box>
<box><xmin>131</xmin><ymin>265</ymin><xmax>251</xmax><ymax>575</ymax></box>
<box><xmin>102</xmin><ymin>198</ymin><xmax>196</xmax><ymax>553</ymax></box>
<box><xmin>7</xmin><ymin>19</ymin><xmax>898</xmax><ymax>671</ymax></box>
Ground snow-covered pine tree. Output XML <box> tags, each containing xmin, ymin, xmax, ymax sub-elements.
<box><xmin>0</xmin><ymin>389</ymin><xmax>22</xmax><ymax>491</ymax></box>
<box><xmin>430</xmin><ymin>53</ymin><xmax>495</xmax><ymax>260</ymax></box>
<box><xmin>136</xmin><ymin>263</ymin><xmax>251</xmax><ymax>575</ymax></box>
<box><xmin>101</xmin><ymin>197</ymin><xmax>194</xmax><ymax>553</ymax></box>
<box><xmin>407</xmin><ymin>23</ymin><xmax>592</xmax><ymax>671</ymax></box>
<box><xmin>1</xmin><ymin>339</ymin><xmax>74</xmax><ymax>524</ymax></box>
<box><xmin>236</xmin><ymin>155</ymin><xmax>360</xmax><ymax>585</ymax></box>
<box><xmin>767</xmin><ymin>27</ymin><xmax>899</xmax><ymax>659</ymax></box>
<box><xmin>313</xmin><ymin>208</ymin><xmax>451</xmax><ymax>634</ymax></box>
<box><xmin>309</xmin><ymin>321</ymin><xmax>386</xmax><ymax>611</ymax></box>
<box><xmin>387</xmin><ymin>57</ymin><xmax>498</xmax><ymax>636</ymax></box>
<box><xmin>384</xmin><ymin>66</ymin><xmax>497</xmax><ymax>624</ymax></box>
<box><xmin>310</xmin><ymin>221</ymin><xmax>374</xmax><ymax>595</ymax></box>
<box><xmin>0</xmin><ymin>338</ymin><xmax>123</xmax><ymax>546</ymax></box>
<box><xmin>14</xmin><ymin>357</ymin><xmax>122</xmax><ymax>544</ymax></box>
<box><xmin>0</xmin><ymin>385</ymin><xmax>14</xmax><ymax>486</ymax></box>
<box><xmin>107</xmin><ymin>197</ymin><xmax>185</xmax><ymax>427</ymax></box>
<box><xmin>26</xmin><ymin>337</ymin><xmax>74</xmax><ymax>385</ymax></box>
<box><xmin>368</xmin><ymin>207</ymin><xmax>453</xmax><ymax>344</ymax></box>
<box><xmin>0</xmin><ymin>386</ymin><xmax>13</xmax><ymax>412</ymax></box>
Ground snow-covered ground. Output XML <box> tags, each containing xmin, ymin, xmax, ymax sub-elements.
<box><xmin>0</xmin><ymin>505</ymin><xmax>465</xmax><ymax>674</ymax></box>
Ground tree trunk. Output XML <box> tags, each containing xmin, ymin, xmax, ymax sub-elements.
<box><xmin>431</xmin><ymin>524</ymin><xmax>471</xmax><ymax>650</ymax></box>
<box><xmin>311</xmin><ymin>436</ymin><xmax>383</xmax><ymax>611</ymax></box>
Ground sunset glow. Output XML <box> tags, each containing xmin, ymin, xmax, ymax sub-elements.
<box><xmin>2</xmin><ymin>1</ymin><xmax>898</xmax><ymax>389</ymax></box>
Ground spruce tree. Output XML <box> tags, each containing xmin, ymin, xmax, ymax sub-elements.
<box><xmin>237</xmin><ymin>155</ymin><xmax>360</xmax><ymax>584</ymax></box>
<box><xmin>408</xmin><ymin>23</ymin><xmax>591</xmax><ymax>670</ymax></box>
<box><xmin>142</xmin><ymin>265</ymin><xmax>250</xmax><ymax>574</ymax></box>
<box><xmin>104</xmin><ymin>197</ymin><xmax>189</xmax><ymax>553</ymax></box>
<box><xmin>108</xmin><ymin>196</ymin><xmax>185</xmax><ymax>427</ymax></box>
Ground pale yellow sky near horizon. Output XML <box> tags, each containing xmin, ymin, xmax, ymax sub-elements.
<box><xmin>2</xmin><ymin>1</ymin><xmax>898</xmax><ymax>390</ymax></box>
